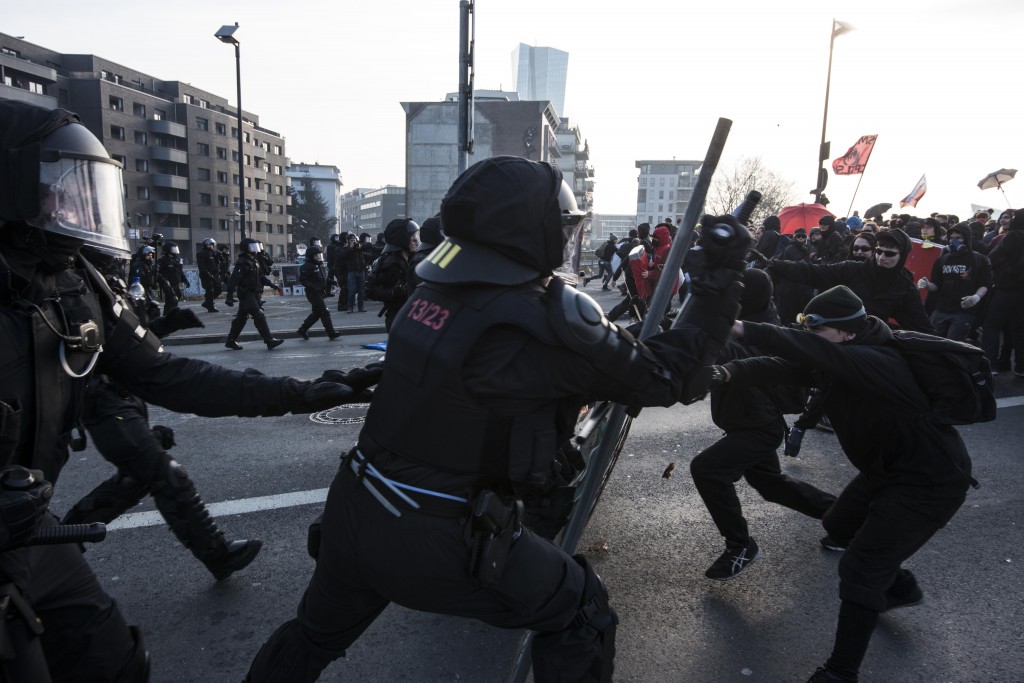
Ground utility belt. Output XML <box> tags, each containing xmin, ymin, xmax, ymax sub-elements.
<box><xmin>339</xmin><ymin>449</ymin><xmax>523</xmax><ymax>585</ymax></box>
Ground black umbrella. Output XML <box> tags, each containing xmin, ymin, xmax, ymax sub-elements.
<box><xmin>863</xmin><ymin>202</ymin><xmax>892</xmax><ymax>220</ymax></box>
<box><xmin>978</xmin><ymin>168</ymin><xmax>1016</xmax><ymax>207</ymax></box>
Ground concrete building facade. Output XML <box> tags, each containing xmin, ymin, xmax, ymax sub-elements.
<box><xmin>402</xmin><ymin>99</ymin><xmax>561</xmax><ymax>223</ymax></box>
<box><xmin>635</xmin><ymin>159</ymin><xmax>703</xmax><ymax>228</ymax></box>
<box><xmin>0</xmin><ymin>32</ymin><xmax>291</xmax><ymax>262</ymax></box>
<box><xmin>338</xmin><ymin>186</ymin><xmax>406</xmax><ymax>238</ymax></box>
<box><xmin>286</xmin><ymin>163</ymin><xmax>343</xmax><ymax>235</ymax></box>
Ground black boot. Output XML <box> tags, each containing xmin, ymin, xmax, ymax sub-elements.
<box><xmin>226</xmin><ymin>315</ymin><xmax>247</xmax><ymax>350</ymax></box>
<box><xmin>297</xmin><ymin>327</ymin><xmax>310</xmax><ymax>340</ymax></box>
<box><xmin>225</xmin><ymin>340</ymin><xmax>243</xmax><ymax>350</ymax></box>
<box><xmin>254</xmin><ymin>312</ymin><xmax>283</xmax><ymax>349</ymax></box>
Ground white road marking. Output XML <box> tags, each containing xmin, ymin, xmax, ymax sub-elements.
<box><xmin>107</xmin><ymin>395</ymin><xmax>1024</xmax><ymax>532</ymax></box>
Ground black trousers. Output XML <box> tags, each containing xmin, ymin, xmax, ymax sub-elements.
<box><xmin>981</xmin><ymin>289</ymin><xmax>1024</xmax><ymax>371</ymax></box>
<box><xmin>227</xmin><ymin>292</ymin><xmax>274</xmax><ymax>343</ymax></box>
<box><xmin>0</xmin><ymin>516</ymin><xmax>144</xmax><ymax>681</ymax></box>
<box><xmin>299</xmin><ymin>290</ymin><xmax>336</xmax><ymax>335</ymax></box>
<box><xmin>247</xmin><ymin>465</ymin><xmax>609</xmax><ymax>682</ymax></box>
<box><xmin>690</xmin><ymin>424</ymin><xmax>836</xmax><ymax>546</ymax></box>
<box><xmin>201</xmin><ymin>274</ymin><xmax>222</xmax><ymax>308</ymax></box>
<box><xmin>821</xmin><ymin>473</ymin><xmax>968</xmax><ymax>677</ymax></box>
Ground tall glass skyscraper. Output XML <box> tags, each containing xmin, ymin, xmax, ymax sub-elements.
<box><xmin>512</xmin><ymin>43</ymin><xmax>569</xmax><ymax>116</ymax></box>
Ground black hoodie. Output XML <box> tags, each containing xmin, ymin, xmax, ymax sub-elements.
<box><xmin>929</xmin><ymin>225</ymin><xmax>992</xmax><ymax>312</ymax></box>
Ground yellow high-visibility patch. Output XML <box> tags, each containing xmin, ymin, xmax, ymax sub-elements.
<box><xmin>438</xmin><ymin>244</ymin><xmax>461</xmax><ymax>268</ymax></box>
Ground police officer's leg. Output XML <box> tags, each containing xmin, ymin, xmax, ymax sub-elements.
<box><xmin>26</xmin><ymin>518</ymin><xmax>150</xmax><ymax>682</ymax></box>
<box><xmin>62</xmin><ymin>472</ymin><xmax>148</xmax><ymax>525</ymax></box>
<box><xmin>297</xmin><ymin>291</ymin><xmax>319</xmax><ymax>338</ymax></box>
<box><xmin>251</xmin><ymin>306</ymin><xmax>275</xmax><ymax>344</ymax></box>
<box><xmin>311</xmin><ymin>292</ymin><xmax>337</xmax><ymax>336</ymax></box>
<box><xmin>226</xmin><ymin>306</ymin><xmax>248</xmax><ymax>344</ymax></box>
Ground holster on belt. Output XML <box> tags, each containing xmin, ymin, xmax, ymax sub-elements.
<box><xmin>467</xmin><ymin>490</ymin><xmax>523</xmax><ymax>586</ymax></box>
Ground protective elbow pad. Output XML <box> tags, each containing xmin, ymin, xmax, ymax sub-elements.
<box><xmin>548</xmin><ymin>279</ymin><xmax>652</xmax><ymax>393</ymax></box>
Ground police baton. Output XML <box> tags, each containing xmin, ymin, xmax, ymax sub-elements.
<box><xmin>509</xmin><ymin>117</ymin><xmax>735</xmax><ymax>683</ymax></box>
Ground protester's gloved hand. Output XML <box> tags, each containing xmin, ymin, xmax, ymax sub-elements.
<box><xmin>917</xmin><ymin>277</ymin><xmax>930</xmax><ymax>290</ymax></box>
<box><xmin>960</xmin><ymin>294</ymin><xmax>981</xmax><ymax>309</ymax></box>
<box><xmin>318</xmin><ymin>362</ymin><xmax>384</xmax><ymax>394</ymax></box>
<box><xmin>784</xmin><ymin>426</ymin><xmax>805</xmax><ymax>458</ymax></box>
<box><xmin>699</xmin><ymin>214</ymin><xmax>752</xmax><ymax>270</ymax></box>
<box><xmin>0</xmin><ymin>467</ymin><xmax>53</xmax><ymax>551</ymax></box>
<box><xmin>709</xmin><ymin>364</ymin><xmax>732</xmax><ymax>386</ymax></box>
<box><xmin>151</xmin><ymin>425</ymin><xmax>175</xmax><ymax>450</ymax></box>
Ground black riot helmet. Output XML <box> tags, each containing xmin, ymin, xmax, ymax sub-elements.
<box><xmin>161</xmin><ymin>241</ymin><xmax>179</xmax><ymax>256</ymax></box>
<box><xmin>330</xmin><ymin>233</ymin><xmax>341</xmax><ymax>244</ymax></box>
<box><xmin>306</xmin><ymin>245</ymin><xmax>323</xmax><ymax>260</ymax></box>
<box><xmin>417</xmin><ymin>214</ymin><xmax>445</xmax><ymax>252</ymax></box>
<box><xmin>203</xmin><ymin>237</ymin><xmax>216</xmax><ymax>247</ymax></box>
<box><xmin>0</xmin><ymin>101</ymin><xmax>130</xmax><ymax>257</ymax></box>
<box><xmin>417</xmin><ymin>156</ymin><xmax>586</xmax><ymax>285</ymax></box>
<box><xmin>310</xmin><ymin>236</ymin><xmax>322</xmax><ymax>248</ymax></box>
<box><xmin>382</xmin><ymin>218</ymin><xmax>420</xmax><ymax>254</ymax></box>
<box><xmin>240</xmin><ymin>237</ymin><xmax>260</xmax><ymax>254</ymax></box>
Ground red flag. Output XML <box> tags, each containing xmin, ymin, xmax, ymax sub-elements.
<box><xmin>832</xmin><ymin>135</ymin><xmax>878</xmax><ymax>175</ymax></box>
<box><xmin>900</xmin><ymin>174</ymin><xmax>927</xmax><ymax>208</ymax></box>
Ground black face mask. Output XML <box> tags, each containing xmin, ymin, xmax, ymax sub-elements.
<box><xmin>3</xmin><ymin>222</ymin><xmax>85</xmax><ymax>274</ymax></box>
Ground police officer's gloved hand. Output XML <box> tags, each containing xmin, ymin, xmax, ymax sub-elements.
<box><xmin>698</xmin><ymin>214</ymin><xmax>752</xmax><ymax>271</ymax></box>
<box><xmin>297</xmin><ymin>381</ymin><xmax>359</xmax><ymax>411</ymax></box>
<box><xmin>151</xmin><ymin>425</ymin><xmax>175</xmax><ymax>449</ymax></box>
<box><xmin>318</xmin><ymin>362</ymin><xmax>383</xmax><ymax>393</ymax></box>
<box><xmin>0</xmin><ymin>467</ymin><xmax>53</xmax><ymax>551</ymax></box>
<box><xmin>148</xmin><ymin>308</ymin><xmax>205</xmax><ymax>338</ymax></box>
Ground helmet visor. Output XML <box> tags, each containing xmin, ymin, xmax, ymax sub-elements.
<box><xmin>28</xmin><ymin>156</ymin><xmax>129</xmax><ymax>256</ymax></box>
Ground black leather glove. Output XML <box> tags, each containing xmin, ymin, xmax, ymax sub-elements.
<box><xmin>699</xmin><ymin>214</ymin><xmax>752</xmax><ymax>270</ymax></box>
<box><xmin>0</xmin><ymin>466</ymin><xmax>53</xmax><ymax>551</ymax></box>
<box><xmin>318</xmin><ymin>362</ymin><xmax>383</xmax><ymax>393</ymax></box>
<box><xmin>147</xmin><ymin>308</ymin><xmax>204</xmax><ymax>338</ymax></box>
<box><xmin>151</xmin><ymin>425</ymin><xmax>176</xmax><ymax>450</ymax></box>
<box><xmin>298</xmin><ymin>381</ymin><xmax>359</xmax><ymax>411</ymax></box>
<box><xmin>709</xmin><ymin>365</ymin><xmax>731</xmax><ymax>386</ymax></box>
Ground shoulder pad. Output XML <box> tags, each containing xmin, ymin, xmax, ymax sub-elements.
<box><xmin>548</xmin><ymin>277</ymin><xmax>612</xmax><ymax>350</ymax></box>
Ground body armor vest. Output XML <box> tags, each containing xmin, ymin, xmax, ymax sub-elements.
<box><xmin>359</xmin><ymin>281</ymin><xmax>562</xmax><ymax>487</ymax></box>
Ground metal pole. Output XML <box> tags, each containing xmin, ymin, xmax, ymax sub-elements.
<box><xmin>508</xmin><ymin>118</ymin><xmax>734</xmax><ymax>683</ymax></box>
<box><xmin>457</xmin><ymin>1</ymin><xmax>475</xmax><ymax>175</ymax></box>
<box><xmin>234</xmin><ymin>39</ymin><xmax>247</xmax><ymax>239</ymax></box>
<box><xmin>814</xmin><ymin>20</ymin><xmax>837</xmax><ymax>204</ymax></box>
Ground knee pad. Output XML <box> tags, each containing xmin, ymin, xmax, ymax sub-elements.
<box><xmin>152</xmin><ymin>456</ymin><xmax>197</xmax><ymax>503</ymax></box>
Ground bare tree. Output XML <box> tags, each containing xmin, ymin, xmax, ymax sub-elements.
<box><xmin>705</xmin><ymin>156</ymin><xmax>797</xmax><ymax>226</ymax></box>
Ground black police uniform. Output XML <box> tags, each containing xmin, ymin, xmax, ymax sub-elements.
<box><xmin>225</xmin><ymin>246</ymin><xmax>281</xmax><ymax>349</ymax></box>
<box><xmin>297</xmin><ymin>252</ymin><xmax>338</xmax><ymax>339</ymax></box>
<box><xmin>369</xmin><ymin>251</ymin><xmax>410</xmax><ymax>331</ymax></box>
<box><xmin>155</xmin><ymin>251</ymin><xmax>183</xmax><ymax>314</ymax></box>
<box><xmin>246</xmin><ymin>155</ymin><xmax>751</xmax><ymax>682</ymax></box>
<box><xmin>197</xmin><ymin>244</ymin><xmax>222</xmax><ymax>311</ymax></box>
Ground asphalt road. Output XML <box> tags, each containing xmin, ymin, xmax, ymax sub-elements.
<box><xmin>49</xmin><ymin>290</ymin><xmax>1024</xmax><ymax>683</ymax></box>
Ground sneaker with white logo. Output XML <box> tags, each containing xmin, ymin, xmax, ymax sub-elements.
<box><xmin>705</xmin><ymin>539</ymin><xmax>761</xmax><ymax>580</ymax></box>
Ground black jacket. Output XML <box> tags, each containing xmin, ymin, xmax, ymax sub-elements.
<box><xmin>299</xmin><ymin>260</ymin><xmax>330</xmax><ymax>295</ymax></box>
<box><xmin>728</xmin><ymin>317</ymin><xmax>971</xmax><ymax>489</ymax></box>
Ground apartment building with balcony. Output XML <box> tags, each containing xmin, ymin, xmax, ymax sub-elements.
<box><xmin>635</xmin><ymin>159</ymin><xmax>703</xmax><ymax>228</ymax></box>
<box><xmin>0</xmin><ymin>32</ymin><xmax>291</xmax><ymax>262</ymax></box>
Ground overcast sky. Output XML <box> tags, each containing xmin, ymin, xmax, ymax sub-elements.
<box><xmin>7</xmin><ymin>0</ymin><xmax>1022</xmax><ymax>219</ymax></box>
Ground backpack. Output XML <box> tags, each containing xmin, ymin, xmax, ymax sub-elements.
<box><xmin>364</xmin><ymin>257</ymin><xmax>386</xmax><ymax>301</ymax></box>
<box><xmin>595</xmin><ymin>242</ymin><xmax>611</xmax><ymax>260</ymax></box>
<box><xmin>888</xmin><ymin>330</ymin><xmax>996</xmax><ymax>425</ymax></box>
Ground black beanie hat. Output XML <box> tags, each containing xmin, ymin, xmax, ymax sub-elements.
<box><xmin>794</xmin><ymin>227</ymin><xmax>807</xmax><ymax>237</ymax></box>
<box><xmin>818</xmin><ymin>215</ymin><xmax>836</xmax><ymax>229</ymax></box>
<box><xmin>763</xmin><ymin>215</ymin><xmax>781</xmax><ymax>231</ymax></box>
<box><xmin>740</xmin><ymin>268</ymin><xmax>773</xmax><ymax>319</ymax></box>
<box><xmin>802</xmin><ymin>285</ymin><xmax>866</xmax><ymax>333</ymax></box>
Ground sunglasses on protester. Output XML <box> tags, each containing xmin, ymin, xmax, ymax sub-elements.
<box><xmin>874</xmin><ymin>247</ymin><xmax>900</xmax><ymax>257</ymax></box>
<box><xmin>795</xmin><ymin>234</ymin><xmax>807</xmax><ymax>240</ymax></box>
<box><xmin>796</xmin><ymin>307</ymin><xmax>866</xmax><ymax>330</ymax></box>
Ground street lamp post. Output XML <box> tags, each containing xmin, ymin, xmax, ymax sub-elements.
<box><xmin>215</xmin><ymin>23</ymin><xmax>247</xmax><ymax>239</ymax></box>
<box><xmin>226</xmin><ymin>211</ymin><xmax>242</xmax><ymax>256</ymax></box>
<box><xmin>812</xmin><ymin>19</ymin><xmax>852</xmax><ymax>206</ymax></box>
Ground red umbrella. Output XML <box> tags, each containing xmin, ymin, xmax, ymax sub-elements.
<box><xmin>777</xmin><ymin>203</ymin><xmax>835</xmax><ymax>235</ymax></box>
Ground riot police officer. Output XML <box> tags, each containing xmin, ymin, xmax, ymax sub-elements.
<box><xmin>225</xmin><ymin>237</ymin><xmax>284</xmax><ymax>350</ymax></box>
<box><xmin>197</xmin><ymin>237</ymin><xmax>222</xmax><ymax>312</ymax></box>
<box><xmin>408</xmin><ymin>213</ymin><xmax>443</xmax><ymax>290</ymax></box>
<box><xmin>0</xmin><ymin>101</ymin><xmax>371</xmax><ymax>681</ymax></box>
<box><xmin>216</xmin><ymin>243</ymin><xmax>232</xmax><ymax>291</ymax></box>
<box><xmin>325</xmin><ymin>233</ymin><xmax>343</xmax><ymax>298</ymax></box>
<box><xmin>296</xmin><ymin>245</ymin><xmax>340</xmax><ymax>340</ymax></box>
<box><xmin>156</xmin><ymin>241</ymin><xmax>184</xmax><ymax>314</ymax></box>
<box><xmin>246</xmin><ymin>156</ymin><xmax>751</xmax><ymax>682</ymax></box>
<box><xmin>366</xmin><ymin>218</ymin><xmax>419</xmax><ymax>331</ymax></box>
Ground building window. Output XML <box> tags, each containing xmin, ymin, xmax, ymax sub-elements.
<box><xmin>153</xmin><ymin>109</ymin><xmax>166</xmax><ymax>120</ymax></box>
<box><xmin>216</xmin><ymin>147</ymin><xmax>227</xmax><ymax>160</ymax></box>
<box><xmin>244</xmin><ymin>132</ymin><xmax>251</xmax><ymax>143</ymax></box>
<box><xmin>660</xmin><ymin>178</ymin><xmax>665</xmax><ymax>186</ymax></box>
<box><xmin>196</xmin><ymin>142</ymin><xmax>210</xmax><ymax>156</ymax></box>
<box><xmin>275</xmin><ymin>185</ymin><xmax>283</xmax><ymax>195</ymax></box>
<box><xmin>196</xmin><ymin>117</ymin><xmax>209</xmax><ymax>131</ymax></box>
<box><xmin>133</xmin><ymin>103</ymin><xmax>146</xmax><ymax>118</ymax></box>
<box><xmin>232</xmin><ymin>150</ymin><xmax>240</xmax><ymax>162</ymax></box>
<box><xmin>274</xmin><ymin>145</ymin><xmax>282</xmax><ymax>155</ymax></box>
<box><xmin>198</xmin><ymin>99</ymin><xmax>209</xmax><ymax>109</ymax></box>
<box><xmin>217</xmin><ymin>171</ymin><xmax>228</xmax><ymax>183</ymax></box>
<box><xmin>198</xmin><ymin>193</ymin><xmax>212</xmax><ymax>205</ymax></box>
<box><xmin>112</xmin><ymin>154</ymin><xmax>127</xmax><ymax>166</ymax></box>
<box><xmin>136</xmin><ymin>213</ymin><xmax>151</xmax><ymax>227</ymax></box>
<box><xmin>232</xmin><ymin>174</ymin><xmax>240</xmax><ymax>186</ymax></box>
<box><xmin>218</xmin><ymin>195</ymin><xmax>229</xmax><ymax>207</ymax></box>
<box><xmin>135</xmin><ymin>159</ymin><xmax>149</xmax><ymax>172</ymax></box>
<box><xmin>109</xmin><ymin>96</ymin><xmax>124</xmax><ymax>111</ymax></box>
<box><xmin>134</xmin><ymin>131</ymin><xmax>148</xmax><ymax>145</ymax></box>
<box><xmin>231</xmin><ymin>127</ymin><xmax>238</xmax><ymax>139</ymax></box>
<box><xmin>219</xmin><ymin>219</ymin><xmax>230</xmax><ymax>231</ymax></box>
<box><xmin>255</xmin><ymin>223</ymin><xmax>263</xmax><ymax>233</ymax></box>
<box><xmin>137</xmin><ymin>187</ymin><xmax>150</xmax><ymax>200</ymax></box>
<box><xmin>110</xmin><ymin>125</ymin><xmax>125</xmax><ymax>141</ymax></box>
<box><xmin>216</xmin><ymin>122</ymin><xmax>226</xmax><ymax>135</ymax></box>
<box><xmin>199</xmin><ymin>217</ymin><xmax>212</xmax><ymax>230</ymax></box>
<box><xmin>659</xmin><ymin>191</ymin><xmax>664</xmax><ymax>200</ymax></box>
<box><xmin>197</xmin><ymin>168</ymin><xmax>211</xmax><ymax>181</ymax></box>
<box><xmin>244</xmin><ymin>154</ymin><xmax>250</xmax><ymax>166</ymax></box>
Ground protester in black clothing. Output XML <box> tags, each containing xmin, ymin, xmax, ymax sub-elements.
<box><xmin>197</xmin><ymin>237</ymin><xmax>222</xmax><ymax>312</ymax></box>
<box><xmin>728</xmin><ymin>285</ymin><xmax>973</xmax><ymax>683</ymax></box>
<box><xmin>916</xmin><ymin>224</ymin><xmax>991</xmax><ymax>341</ymax></box>
<box><xmin>814</xmin><ymin>216</ymin><xmax>847</xmax><ymax>263</ymax></box>
<box><xmin>156</xmin><ymin>241</ymin><xmax>184</xmax><ymax>314</ymax></box>
<box><xmin>325</xmin><ymin>233</ymin><xmax>343</xmax><ymax>297</ymax></box>
<box><xmin>767</xmin><ymin>228</ymin><xmax>934</xmax><ymax>334</ymax></box>
<box><xmin>754</xmin><ymin>215</ymin><xmax>791</xmax><ymax>260</ymax></box>
<box><xmin>0</xmin><ymin>100</ymin><xmax>369</xmax><ymax>681</ymax></box>
<box><xmin>981</xmin><ymin>228</ymin><xmax>1024</xmax><ymax>375</ymax></box>
<box><xmin>690</xmin><ymin>269</ymin><xmax>837</xmax><ymax>580</ymax></box>
<box><xmin>408</xmin><ymin>214</ymin><xmax>443</xmax><ymax>291</ymax></box>
<box><xmin>246</xmin><ymin>155</ymin><xmax>753</xmax><ymax>683</ymax></box>
<box><xmin>775</xmin><ymin>227</ymin><xmax>815</xmax><ymax>327</ymax></box>
<box><xmin>845</xmin><ymin>233</ymin><xmax>876</xmax><ymax>262</ymax></box>
<box><xmin>331</xmin><ymin>232</ymin><xmax>363</xmax><ymax>313</ymax></box>
<box><xmin>366</xmin><ymin>218</ymin><xmax>419</xmax><ymax>332</ymax></box>
<box><xmin>225</xmin><ymin>237</ymin><xmax>285</xmax><ymax>350</ymax></box>
<box><xmin>297</xmin><ymin>246</ymin><xmax>340</xmax><ymax>340</ymax></box>
<box><xmin>606</xmin><ymin>230</ymin><xmax>646</xmax><ymax>322</ymax></box>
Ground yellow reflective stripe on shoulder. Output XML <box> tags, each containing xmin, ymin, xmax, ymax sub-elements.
<box><xmin>438</xmin><ymin>244</ymin><xmax>461</xmax><ymax>268</ymax></box>
<box><xmin>428</xmin><ymin>241</ymin><xmax>453</xmax><ymax>264</ymax></box>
